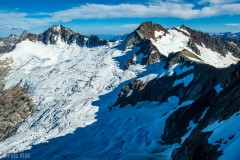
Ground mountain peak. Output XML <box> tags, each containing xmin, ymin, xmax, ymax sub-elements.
<box><xmin>179</xmin><ymin>24</ymin><xmax>187</xmax><ymax>29</ymax></box>
<box><xmin>51</xmin><ymin>25</ymin><xmax>62</xmax><ymax>32</ymax></box>
<box><xmin>39</xmin><ymin>25</ymin><xmax>75</xmax><ymax>44</ymax></box>
<box><xmin>135</xmin><ymin>21</ymin><xmax>169</xmax><ymax>40</ymax></box>
<box><xmin>123</xmin><ymin>21</ymin><xmax>169</xmax><ymax>50</ymax></box>
<box><xmin>48</xmin><ymin>25</ymin><xmax>74</xmax><ymax>34</ymax></box>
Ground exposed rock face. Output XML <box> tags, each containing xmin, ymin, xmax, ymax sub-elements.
<box><xmin>0</xmin><ymin>60</ymin><xmax>35</xmax><ymax>141</ymax></box>
<box><xmin>123</xmin><ymin>21</ymin><xmax>169</xmax><ymax>68</ymax></box>
<box><xmin>39</xmin><ymin>25</ymin><xmax>74</xmax><ymax>44</ymax></box>
<box><xmin>162</xmin><ymin>89</ymin><xmax>217</xmax><ymax>144</ymax></box>
<box><xmin>116</xmin><ymin>21</ymin><xmax>240</xmax><ymax>107</ymax></box>
<box><xmin>68</xmin><ymin>33</ymin><xmax>88</xmax><ymax>47</ymax></box>
<box><xmin>126</xmin><ymin>21</ymin><xmax>169</xmax><ymax>45</ymax></box>
<box><xmin>88</xmin><ymin>35</ymin><xmax>108</xmax><ymax>47</ymax></box>
<box><xmin>169</xmin><ymin>62</ymin><xmax>240</xmax><ymax>159</ymax></box>
<box><xmin>122</xmin><ymin>22</ymin><xmax>240</xmax><ymax>70</ymax></box>
<box><xmin>179</xmin><ymin>25</ymin><xmax>240</xmax><ymax>58</ymax></box>
<box><xmin>0</xmin><ymin>25</ymin><xmax>108</xmax><ymax>142</ymax></box>
<box><xmin>0</xmin><ymin>25</ymin><xmax>108</xmax><ymax>53</ymax></box>
<box><xmin>113</xmin><ymin>32</ymin><xmax>240</xmax><ymax>159</ymax></box>
<box><xmin>125</xmin><ymin>39</ymin><xmax>161</xmax><ymax>68</ymax></box>
<box><xmin>113</xmin><ymin>21</ymin><xmax>240</xmax><ymax>158</ymax></box>
<box><xmin>38</xmin><ymin>25</ymin><xmax>108</xmax><ymax>47</ymax></box>
<box><xmin>123</xmin><ymin>22</ymin><xmax>239</xmax><ymax>70</ymax></box>
<box><xmin>114</xmin><ymin>57</ymin><xmax>220</xmax><ymax>107</ymax></box>
<box><xmin>20</xmin><ymin>31</ymin><xmax>39</xmax><ymax>42</ymax></box>
<box><xmin>172</xmin><ymin>132</ymin><xmax>222</xmax><ymax>160</ymax></box>
<box><xmin>0</xmin><ymin>35</ymin><xmax>19</xmax><ymax>54</ymax></box>
<box><xmin>0</xmin><ymin>84</ymin><xmax>35</xmax><ymax>141</ymax></box>
<box><xmin>0</xmin><ymin>59</ymin><xmax>11</xmax><ymax>91</ymax></box>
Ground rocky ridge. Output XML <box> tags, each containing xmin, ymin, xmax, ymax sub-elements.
<box><xmin>0</xmin><ymin>35</ymin><xmax>19</xmax><ymax>54</ymax></box>
<box><xmin>122</xmin><ymin>21</ymin><xmax>240</xmax><ymax>69</ymax></box>
<box><xmin>112</xmin><ymin>21</ymin><xmax>240</xmax><ymax>159</ymax></box>
<box><xmin>21</xmin><ymin>25</ymin><xmax>108</xmax><ymax>47</ymax></box>
<box><xmin>211</xmin><ymin>32</ymin><xmax>240</xmax><ymax>41</ymax></box>
<box><xmin>0</xmin><ymin>25</ymin><xmax>108</xmax><ymax>54</ymax></box>
<box><xmin>178</xmin><ymin>25</ymin><xmax>240</xmax><ymax>58</ymax></box>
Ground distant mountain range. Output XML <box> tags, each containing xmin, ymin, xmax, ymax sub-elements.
<box><xmin>97</xmin><ymin>32</ymin><xmax>240</xmax><ymax>41</ymax></box>
<box><xmin>210</xmin><ymin>32</ymin><xmax>240</xmax><ymax>41</ymax></box>
<box><xmin>96</xmin><ymin>34</ymin><xmax>128</xmax><ymax>41</ymax></box>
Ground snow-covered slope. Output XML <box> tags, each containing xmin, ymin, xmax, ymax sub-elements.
<box><xmin>151</xmin><ymin>29</ymin><xmax>190</xmax><ymax>57</ymax></box>
<box><xmin>0</xmin><ymin>22</ymin><xmax>240</xmax><ymax>160</ymax></box>
<box><xmin>204</xmin><ymin>112</ymin><xmax>240</xmax><ymax>160</ymax></box>
<box><xmin>151</xmin><ymin>29</ymin><xmax>239</xmax><ymax>68</ymax></box>
<box><xmin>0</xmin><ymin>40</ymin><xmax>190</xmax><ymax>159</ymax></box>
<box><xmin>0</xmin><ymin>40</ymin><xmax>132</xmax><ymax>155</ymax></box>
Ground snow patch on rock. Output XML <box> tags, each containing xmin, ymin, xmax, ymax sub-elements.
<box><xmin>215</xmin><ymin>84</ymin><xmax>223</xmax><ymax>94</ymax></box>
<box><xmin>197</xmin><ymin>45</ymin><xmax>239</xmax><ymax>68</ymax></box>
<box><xmin>203</xmin><ymin>112</ymin><xmax>240</xmax><ymax>160</ymax></box>
<box><xmin>173</xmin><ymin>73</ymin><xmax>194</xmax><ymax>87</ymax></box>
<box><xmin>151</xmin><ymin>29</ymin><xmax>190</xmax><ymax>57</ymax></box>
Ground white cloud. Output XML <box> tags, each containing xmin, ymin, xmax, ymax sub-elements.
<box><xmin>0</xmin><ymin>26</ymin><xmax>29</xmax><ymax>30</ymax></box>
<box><xmin>200</xmin><ymin>3</ymin><xmax>240</xmax><ymax>17</ymax></box>
<box><xmin>225</xmin><ymin>23</ymin><xmax>240</xmax><ymax>27</ymax></box>
<box><xmin>49</xmin><ymin>3</ymin><xmax>199</xmax><ymax>20</ymax></box>
<box><xmin>103</xmin><ymin>23</ymin><xmax>140</xmax><ymax>30</ymax></box>
<box><xmin>0</xmin><ymin>1</ymin><xmax>240</xmax><ymax>28</ymax></box>
<box><xmin>198</xmin><ymin>0</ymin><xmax>240</xmax><ymax>4</ymax></box>
<box><xmin>119</xmin><ymin>24</ymin><xmax>140</xmax><ymax>29</ymax></box>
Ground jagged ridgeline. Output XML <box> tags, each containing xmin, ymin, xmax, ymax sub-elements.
<box><xmin>113</xmin><ymin>21</ymin><xmax>240</xmax><ymax>160</ymax></box>
<box><xmin>0</xmin><ymin>25</ymin><xmax>108</xmax><ymax>54</ymax></box>
<box><xmin>22</xmin><ymin>25</ymin><xmax>108</xmax><ymax>47</ymax></box>
<box><xmin>0</xmin><ymin>21</ymin><xmax>240</xmax><ymax>160</ymax></box>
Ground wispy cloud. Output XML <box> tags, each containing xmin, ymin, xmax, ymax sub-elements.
<box><xmin>198</xmin><ymin>0</ymin><xmax>240</xmax><ymax>4</ymax></box>
<box><xmin>0</xmin><ymin>26</ymin><xmax>29</xmax><ymax>30</ymax></box>
<box><xmin>103</xmin><ymin>23</ymin><xmax>140</xmax><ymax>31</ymax></box>
<box><xmin>0</xmin><ymin>1</ymin><xmax>240</xmax><ymax>28</ymax></box>
<box><xmin>50</xmin><ymin>3</ymin><xmax>199</xmax><ymax>20</ymax></box>
<box><xmin>225</xmin><ymin>23</ymin><xmax>240</xmax><ymax>27</ymax></box>
<box><xmin>119</xmin><ymin>24</ymin><xmax>140</xmax><ymax>29</ymax></box>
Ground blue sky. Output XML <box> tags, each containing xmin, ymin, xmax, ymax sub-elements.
<box><xmin>0</xmin><ymin>0</ymin><xmax>239</xmax><ymax>37</ymax></box>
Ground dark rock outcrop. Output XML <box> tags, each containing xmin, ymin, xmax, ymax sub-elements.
<box><xmin>0</xmin><ymin>60</ymin><xmax>35</xmax><ymax>141</ymax></box>
<box><xmin>123</xmin><ymin>21</ymin><xmax>169</xmax><ymax>68</ymax></box>
<box><xmin>38</xmin><ymin>25</ymin><xmax>108</xmax><ymax>47</ymax></box>
<box><xmin>125</xmin><ymin>39</ymin><xmax>161</xmax><ymax>68</ymax></box>
<box><xmin>87</xmin><ymin>35</ymin><xmax>108</xmax><ymax>47</ymax></box>
<box><xmin>0</xmin><ymin>84</ymin><xmax>35</xmax><ymax>141</ymax></box>
<box><xmin>0</xmin><ymin>35</ymin><xmax>19</xmax><ymax>54</ymax></box>
<box><xmin>0</xmin><ymin>25</ymin><xmax>109</xmax><ymax>53</ymax></box>
<box><xmin>112</xmin><ymin>23</ymin><xmax>240</xmax><ymax>160</ymax></box>
<box><xmin>113</xmin><ymin>40</ymin><xmax>240</xmax><ymax>159</ymax></box>
<box><xmin>68</xmin><ymin>33</ymin><xmax>88</xmax><ymax>47</ymax></box>
<box><xmin>169</xmin><ymin>62</ymin><xmax>240</xmax><ymax>159</ymax></box>
<box><xmin>123</xmin><ymin>22</ymin><xmax>240</xmax><ymax>69</ymax></box>
<box><xmin>39</xmin><ymin>25</ymin><xmax>74</xmax><ymax>45</ymax></box>
<box><xmin>162</xmin><ymin>89</ymin><xmax>217</xmax><ymax>144</ymax></box>
<box><xmin>126</xmin><ymin>21</ymin><xmax>169</xmax><ymax>45</ymax></box>
<box><xmin>172</xmin><ymin>132</ymin><xmax>222</xmax><ymax>160</ymax></box>
<box><xmin>114</xmin><ymin>58</ymin><xmax>219</xmax><ymax>107</ymax></box>
<box><xmin>179</xmin><ymin>25</ymin><xmax>240</xmax><ymax>58</ymax></box>
<box><xmin>20</xmin><ymin>31</ymin><xmax>39</xmax><ymax>42</ymax></box>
